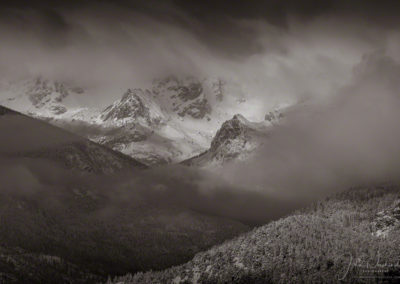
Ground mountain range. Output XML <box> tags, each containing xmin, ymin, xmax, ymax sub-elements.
<box><xmin>0</xmin><ymin>76</ymin><xmax>283</xmax><ymax>166</ymax></box>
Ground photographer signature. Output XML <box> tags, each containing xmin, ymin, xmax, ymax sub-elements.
<box><xmin>339</xmin><ymin>252</ymin><xmax>400</xmax><ymax>280</ymax></box>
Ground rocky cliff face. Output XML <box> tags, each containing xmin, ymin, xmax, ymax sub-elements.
<box><xmin>151</xmin><ymin>76</ymin><xmax>212</xmax><ymax>120</ymax></box>
<box><xmin>210</xmin><ymin>114</ymin><xmax>250</xmax><ymax>151</ymax></box>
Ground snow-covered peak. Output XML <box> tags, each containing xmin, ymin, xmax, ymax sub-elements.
<box><xmin>100</xmin><ymin>88</ymin><xmax>164</xmax><ymax>127</ymax></box>
<box><xmin>102</xmin><ymin>89</ymin><xmax>148</xmax><ymax>121</ymax></box>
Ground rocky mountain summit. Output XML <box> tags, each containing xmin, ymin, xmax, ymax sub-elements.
<box><xmin>101</xmin><ymin>88</ymin><xmax>163</xmax><ymax>126</ymax></box>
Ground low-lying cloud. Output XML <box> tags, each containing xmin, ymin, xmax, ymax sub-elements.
<box><xmin>0</xmin><ymin>155</ymin><xmax>299</xmax><ymax>225</ymax></box>
<box><xmin>218</xmin><ymin>51</ymin><xmax>400</xmax><ymax>202</ymax></box>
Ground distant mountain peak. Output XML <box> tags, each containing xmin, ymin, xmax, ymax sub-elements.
<box><xmin>183</xmin><ymin>114</ymin><xmax>268</xmax><ymax>167</ymax></box>
<box><xmin>121</xmin><ymin>88</ymin><xmax>145</xmax><ymax>101</ymax></box>
<box><xmin>101</xmin><ymin>88</ymin><xmax>154</xmax><ymax>124</ymax></box>
<box><xmin>210</xmin><ymin>114</ymin><xmax>250</xmax><ymax>151</ymax></box>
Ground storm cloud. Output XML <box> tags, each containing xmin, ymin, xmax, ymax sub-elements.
<box><xmin>1</xmin><ymin>0</ymin><xmax>400</xmax><ymax>224</ymax></box>
<box><xmin>0</xmin><ymin>0</ymin><xmax>399</xmax><ymax>107</ymax></box>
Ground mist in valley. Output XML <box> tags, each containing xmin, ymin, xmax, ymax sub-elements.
<box><xmin>1</xmin><ymin>0</ymin><xmax>400</xmax><ymax>224</ymax></box>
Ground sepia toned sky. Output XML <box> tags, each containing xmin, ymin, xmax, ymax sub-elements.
<box><xmin>0</xmin><ymin>0</ymin><xmax>399</xmax><ymax>102</ymax></box>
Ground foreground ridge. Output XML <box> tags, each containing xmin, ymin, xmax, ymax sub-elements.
<box><xmin>111</xmin><ymin>183</ymin><xmax>400</xmax><ymax>284</ymax></box>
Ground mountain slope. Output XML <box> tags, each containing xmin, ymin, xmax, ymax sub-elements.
<box><xmin>0</xmin><ymin>105</ymin><xmax>146</xmax><ymax>173</ymax></box>
<box><xmin>112</xmin><ymin>183</ymin><xmax>400</xmax><ymax>283</ymax></box>
<box><xmin>0</xmin><ymin>246</ymin><xmax>100</xmax><ymax>284</ymax></box>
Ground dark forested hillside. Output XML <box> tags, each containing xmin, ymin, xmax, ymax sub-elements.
<box><xmin>0</xmin><ymin>105</ymin><xmax>146</xmax><ymax>173</ymax></box>
<box><xmin>111</xmin><ymin>183</ymin><xmax>400</xmax><ymax>283</ymax></box>
<box><xmin>0</xmin><ymin>105</ymin><xmax>249</xmax><ymax>282</ymax></box>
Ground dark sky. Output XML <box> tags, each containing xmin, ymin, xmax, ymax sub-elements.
<box><xmin>3</xmin><ymin>0</ymin><xmax>400</xmax><ymax>21</ymax></box>
<box><xmin>1</xmin><ymin>0</ymin><xmax>400</xmax><ymax>96</ymax></box>
<box><xmin>2</xmin><ymin>0</ymin><xmax>400</xmax><ymax>36</ymax></box>
<box><xmin>0</xmin><ymin>0</ymin><xmax>399</xmax><ymax>62</ymax></box>
<box><xmin>1</xmin><ymin>0</ymin><xmax>399</xmax><ymax>59</ymax></box>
